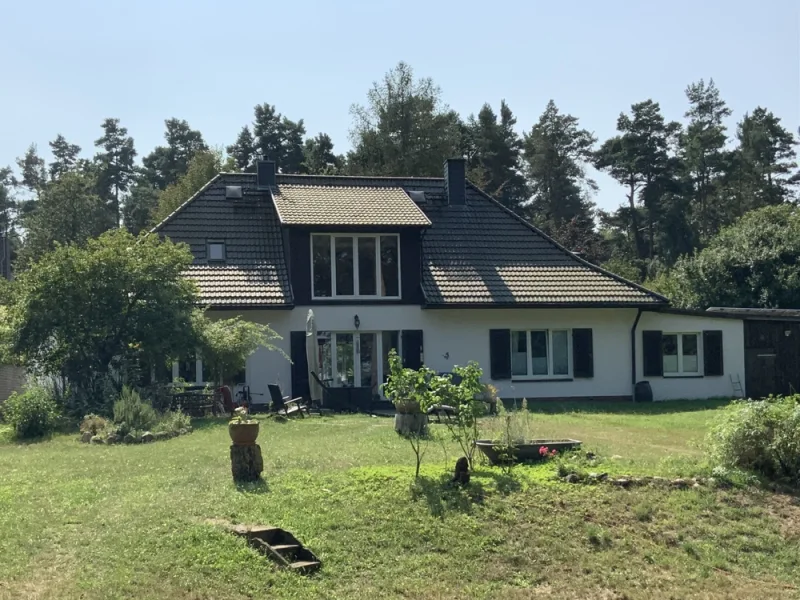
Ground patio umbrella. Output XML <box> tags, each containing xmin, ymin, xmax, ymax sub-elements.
<box><xmin>306</xmin><ymin>309</ymin><xmax>323</xmax><ymax>405</ymax></box>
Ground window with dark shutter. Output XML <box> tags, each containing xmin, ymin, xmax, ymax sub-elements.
<box><xmin>642</xmin><ymin>330</ymin><xmax>663</xmax><ymax>377</ymax></box>
<box><xmin>489</xmin><ymin>329</ymin><xmax>512</xmax><ymax>380</ymax></box>
<box><xmin>572</xmin><ymin>328</ymin><xmax>594</xmax><ymax>378</ymax></box>
<box><xmin>703</xmin><ymin>330</ymin><xmax>724</xmax><ymax>376</ymax></box>
<box><xmin>401</xmin><ymin>330</ymin><xmax>423</xmax><ymax>370</ymax></box>
<box><xmin>290</xmin><ymin>331</ymin><xmax>309</xmax><ymax>400</ymax></box>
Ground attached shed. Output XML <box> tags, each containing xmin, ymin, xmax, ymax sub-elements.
<box><xmin>707</xmin><ymin>308</ymin><xmax>800</xmax><ymax>398</ymax></box>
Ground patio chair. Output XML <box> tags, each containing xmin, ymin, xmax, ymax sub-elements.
<box><xmin>268</xmin><ymin>384</ymin><xmax>310</xmax><ymax>418</ymax></box>
<box><xmin>311</xmin><ymin>372</ymin><xmax>358</xmax><ymax>412</ymax></box>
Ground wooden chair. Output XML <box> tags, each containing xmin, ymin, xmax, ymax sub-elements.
<box><xmin>268</xmin><ymin>384</ymin><xmax>310</xmax><ymax>418</ymax></box>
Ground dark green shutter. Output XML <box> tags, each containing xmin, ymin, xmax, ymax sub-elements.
<box><xmin>642</xmin><ymin>330</ymin><xmax>663</xmax><ymax>377</ymax></box>
<box><xmin>703</xmin><ymin>330</ymin><xmax>724</xmax><ymax>376</ymax></box>
<box><xmin>290</xmin><ymin>331</ymin><xmax>309</xmax><ymax>400</ymax></box>
<box><xmin>572</xmin><ymin>328</ymin><xmax>594</xmax><ymax>378</ymax></box>
<box><xmin>489</xmin><ymin>329</ymin><xmax>511</xmax><ymax>380</ymax></box>
<box><xmin>401</xmin><ymin>330</ymin><xmax>424</xmax><ymax>370</ymax></box>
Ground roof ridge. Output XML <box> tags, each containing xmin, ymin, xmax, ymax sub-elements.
<box><xmin>463</xmin><ymin>181</ymin><xmax>669</xmax><ymax>305</ymax></box>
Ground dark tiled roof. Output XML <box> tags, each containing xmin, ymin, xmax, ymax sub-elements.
<box><xmin>271</xmin><ymin>183</ymin><xmax>430</xmax><ymax>226</ymax></box>
<box><xmin>153</xmin><ymin>174</ymin><xmax>292</xmax><ymax>307</ymax></box>
<box><xmin>706</xmin><ymin>307</ymin><xmax>800</xmax><ymax>321</ymax></box>
<box><xmin>153</xmin><ymin>172</ymin><xmax>666</xmax><ymax>308</ymax></box>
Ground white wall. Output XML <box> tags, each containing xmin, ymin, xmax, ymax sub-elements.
<box><xmin>213</xmin><ymin>306</ymin><xmax>745</xmax><ymax>403</ymax></box>
<box><xmin>635</xmin><ymin>312</ymin><xmax>745</xmax><ymax>401</ymax></box>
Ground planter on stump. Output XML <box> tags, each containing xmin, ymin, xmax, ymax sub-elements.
<box><xmin>229</xmin><ymin>421</ymin><xmax>263</xmax><ymax>482</ymax></box>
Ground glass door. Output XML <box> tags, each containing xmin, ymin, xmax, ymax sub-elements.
<box><xmin>318</xmin><ymin>331</ymin><xmax>400</xmax><ymax>399</ymax></box>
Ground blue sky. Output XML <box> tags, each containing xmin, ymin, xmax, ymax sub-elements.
<box><xmin>1</xmin><ymin>0</ymin><xmax>797</xmax><ymax>212</ymax></box>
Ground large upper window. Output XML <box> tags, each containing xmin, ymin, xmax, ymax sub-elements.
<box><xmin>312</xmin><ymin>234</ymin><xmax>400</xmax><ymax>299</ymax></box>
<box><xmin>511</xmin><ymin>330</ymin><xmax>571</xmax><ymax>379</ymax></box>
<box><xmin>662</xmin><ymin>333</ymin><xmax>700</xmax><ymax>375</ymax></box>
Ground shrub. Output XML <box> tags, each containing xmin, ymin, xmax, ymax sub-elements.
<box><xmin>707</xmin><ymin>396</ymin><xmax>800</xmax><ymax>483</ymax></box>
<box><xmin>80</xmin><ymin>413</ymin><xmax>110</xmax><ymax>436</ymax></box>
<box><xmin>1</xmin><ymin>384</ymin><xmax>61</xmax><ymax>439</ymax></box>
<box><xmin>113</xmin><ymin>386</ymin><xmax>158</xmax><ymax>432</ymax></box>
<box><xmin>155</xmin><ymin>410</ymin><xmax>191</xmax><ymax>435</ymax></box>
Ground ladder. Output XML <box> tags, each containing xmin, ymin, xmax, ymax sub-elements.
<box><xmin>730</xmin><ymin>374</ymin><xmax>745</xmax><ymax>398</ymax></box>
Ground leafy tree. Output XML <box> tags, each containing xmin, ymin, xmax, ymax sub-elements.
<box><xmin>122</xmin><ymin>176</ymin><xmax>160</xmax><ymax>235</ymax></box>
<box><xmin>0</xmin><ymin>168</ymin><xmax>16</xmax><ymax>279</ymax></box>
<box><xmin>94</xmin><ymin>118</ymin><xmax>137</xmax><ymax>226</ymax></box>
<box><xmin>654</xmin><ymin>205</ymin><xmax>800</xmax><ymax>309</ymax></box>
<box><xmin>348</xmin><ymin>61</ymin><xmax>464</xmax><ymax>177</ymax></box>
<box><xmin>48</xmin><ymin>134</ymin><xmax>81</xmax><ymax>180</ymax></box>
<box><xmin>302</xmin><ymin>133</ymin><xmax>342</xmax><ymax>174</ymax></box>
<box><xmin>594</xmin><ymin>100</ymin><xmax>681</xmax><ymax>262</ymax></box>
<box><xmin>680</xmin><ymin>79</ymin><xmax>732</xmax><ymax>241</ymax></box>
<box><xmin>522</xmin><ymin>100</ymin><xmax>597</xmax><ymax>240</ymax></box>
<box><xmin>464</xmin><ymin>101</ymin><xmax>527</xmax><ymax>211</ymax></box>
<box><xmin>18</xmin><ymin>171</ymin><xmax>112</xmax><ymax>267</ymax></box>
<box><xmin>142</xmin><ymin>119</ymin><xmax>208</xmax><ymax>190</ymax></box>
<box><xmin>4</xmin><ymin>229</ymin><xmax>199</xmax><ymax>413</ymax></box>
<box><xmin>195</xmin><ymin>316</ymin><xmax>283</xmax><ymax>387</ymax></box>
<box><xmin>227</xmin><ymin>125</ymin><xmax>256</xmax><ymax>172</ymax></box>
<box><xmin>733</xmin><ymin>107</ymin><xmax>798</xmax><ymax>210</ymax></box>
<box><xmin>151</xmin><ymin>150</ymin><xmax>227</xmax><ymax>226</ymax></box>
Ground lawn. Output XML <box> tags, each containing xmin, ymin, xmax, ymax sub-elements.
<box><xmin>1</xmin><ymin>400</ymin><xmax>799</xmax><ymax>599</ymax></box>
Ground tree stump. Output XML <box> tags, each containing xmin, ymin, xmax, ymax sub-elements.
<box><xmin>394</xmin><ymin>412</ymin><xmax>428</xmax><ymax>436</ymax></box>
<box><xmin>230</xmin><ymin>444</ymin><xmax>264</xmax><ymax>482</ymax></box>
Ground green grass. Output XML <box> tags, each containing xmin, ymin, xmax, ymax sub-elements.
<box><xmin>1</xmin><ymin>400</ymin><xmax>799</xmax><ymax>599</ymax></box>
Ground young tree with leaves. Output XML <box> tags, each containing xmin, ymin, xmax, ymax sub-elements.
<box><xmin>94</xmin><ymin>118</ymin><xmax>137</xmax><ymax>227</ymax></box>
<box><xmin>522</xmin><ymin>100</ymin><xmax>597</xmax><ymax>244</ymax></box>
<box><xmin>348</xmin><ymin>61</ymin><xmax>463</xmax><ymax>177</ymax></box>
<box><xmin>464</xmin><ymin>101</ymin><xmax>527</xmax><ymax>211</ymax></box>
<box><xmin>142</xmin><ymin>119</ymin><xmax>208</xmax><ymax>190</ymax></box>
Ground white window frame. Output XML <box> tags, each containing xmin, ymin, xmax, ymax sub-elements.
<box><xmin>662</xmin><ymin>332</ymin><xmax>702</xmax><ymax>377</ymax></box>
<box><xmin>319</xmin><ymin>331</ymin><xmax>401</xmax><ymax>394</ymax></box>
<box><xmin>510</xmin><ymin>329</ymin><xmax>572</xmax><ymax>380</ymax></box>
<box><xmin>310</xmin><ymin>233</ymin><xmax>402</xmax><ymax>300</ymax></box>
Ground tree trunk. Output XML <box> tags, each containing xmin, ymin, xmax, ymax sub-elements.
<box><xmin>230</xmin><ymin>444</ymin><xmax>264</xmax><ymax>482</ymax></box>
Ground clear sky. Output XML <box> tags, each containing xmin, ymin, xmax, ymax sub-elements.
<box><xmin>1</xmin><ymin>0</ymin><xmax>798</xmax><ymax>212</ymax></box>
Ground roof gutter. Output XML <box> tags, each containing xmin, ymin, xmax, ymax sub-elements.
<box><xmin>630</xmin><ymin>308</ymin><xmax>643</xmax><ymax>386</ymax></box>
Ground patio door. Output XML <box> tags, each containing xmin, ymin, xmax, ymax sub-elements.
<box><xmin>318</xmin><ymin>331</ymin><xmax>399</xmax><ymax>399</ymax></box>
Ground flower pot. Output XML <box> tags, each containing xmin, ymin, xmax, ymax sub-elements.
<box><xmin>229</xmin><ymin>421</ymin><xmax>260</xmax><ymax>446</ymax></box>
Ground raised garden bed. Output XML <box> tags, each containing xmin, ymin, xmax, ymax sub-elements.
<box><xmin>475</xmin><ymin>439</ymin><xmax>581</xmax><ymax>465</ymax></box>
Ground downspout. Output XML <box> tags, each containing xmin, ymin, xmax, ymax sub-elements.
<box><xmin>630</xmin><ymin>308</ymin><xmax>643</xmax><ymax>388</ymax></box>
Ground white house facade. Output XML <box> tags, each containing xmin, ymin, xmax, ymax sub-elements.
<box><xmin>154</xmin><ymin>159</ymin><xmax>746</xmax><ymax>407</ymax></box>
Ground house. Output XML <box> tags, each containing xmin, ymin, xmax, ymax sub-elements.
<box><xmin>154</xmin><ymin>159</ymin><xmax>747</xmax><ymax>404</ymax></box>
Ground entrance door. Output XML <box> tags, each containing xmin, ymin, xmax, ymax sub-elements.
<box><xmin>745</xmin><ymin>347</ymin><xmax>777</xmax><ymax>399</ymax></box>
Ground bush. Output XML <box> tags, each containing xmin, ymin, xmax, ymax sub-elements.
<box><xmin>1</xmin><ymin>384</ymin><xmax>61</xmax><ymax>439</ymax></box>
<box><xmin>155</xmin><ymin>410</ymin><xmax>191</xmax><ymax>435</ymax></box>
<box><xmin>113</xmin><ymin>386</ymin><xmax>158</xmax><ymax>432</ymax></box>
<box><xmin>80</xmin><ymin>413</ymin><xmax>110</xmax><ymax>436</ymax></box>
<box><xmin>707</xmin><ymin>396</ymin><xmax>800</xmax><ymax>483</ymax></box>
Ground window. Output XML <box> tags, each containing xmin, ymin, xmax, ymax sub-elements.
<box><xmin>207</xmin><ymin>241</ymin><xmax>225</xmax><ymax>262</ymax></box>
<box><xmin>318</xmin><ymin>330</ymin><xmax>400</xmax><ymax>399</ymax></box>
<box><xmin>510</xmin><ymin>330</ymin><xmax>571</xmax><ymax>378</ymax></box>
<box><xmin>311</xmin><ymin>234</ymin><xmax>401</xmax><ymax>299</ymax></box>
<box><xmin>663</xmin><ymin>333</ymin><xmax>700</xmax><ymax>375</ymax></box>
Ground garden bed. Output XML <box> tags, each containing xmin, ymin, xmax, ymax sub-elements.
<box><xmin>475</xmin><ymin>438</ymin><xmax>581</xmax><ymax>464</ymax></box>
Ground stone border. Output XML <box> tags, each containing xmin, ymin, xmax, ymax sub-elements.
<box><xmin>561</xmin><ymin>472</ymin><xmax>723</xmax><ymax>489</ymax></box>
<box><xmin>79</xmin><ymin>426</ymin><xmax>193</xmax><ymax>445</ymax></box>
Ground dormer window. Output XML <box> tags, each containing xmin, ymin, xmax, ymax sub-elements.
<box><xmin>207</xmin><ymin>241</ymin><xmax>226</xmax><ymax>262</ymax></box>
<box><xmin>311</xmin><ymin>233</ymin><xmax>400</xmax><ymax>299</ymax></box>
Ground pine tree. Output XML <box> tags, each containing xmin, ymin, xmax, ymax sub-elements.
<box><xmin>0</xmin><ymin>167</ymin><xmax>17</xmax><ymax>278</ymax></box>
<box><xmin>465</xmin><ymin>101</ymin><xmax>526</xmax><ymax>211</ymax></box>
<box><xmin>348</xmin><ymin>62</ymin><xmax>463</xmax><ymax>176</ymax></box>
<box><xmin>522</xmin><ymin>100</ymin><xmax>597</xmax><ymax>237</ymax></box>
<box><xmin>247</xmin><ymin>104</ymin><xmax>307</xmax><ymax>173</ymax></box>
<box><xmin>142</xmin><ymin>119</ymin><xmax>208</xmax><ymax>190</ymax></box>
<box><xmin>15</xmin><ymin>144</ymin><xmax>47</xmax><ymax>204</ymax></box>
<box><xmin>122</xmin><ymin>176</ymin><xmax>160</xmax><ymax>235</ymax></box>
<box><xmin>226</xmin><ymin>126</ymin><xmax>256</xmax><ymax>172</ymax></box>
<box><xmin>680</xmin><ymin>79</ymin><xmax>732</xmax><ymax>241</ymax></box>
<box><xmin>48</xmin><ymin>135</ymin><xmax>81</xmax><ymax>180</ymax></box>
<box><xmin>94</xmin><ymin>118</ymin><xmax>137</xmax><ymax>227</ymax></box>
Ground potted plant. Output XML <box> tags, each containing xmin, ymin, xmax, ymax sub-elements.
<box><xmin>382</xmin><ymin>350</ymin><xmax>433</xmax><ymax>436</ymax></box>
<box><xmin>229</xmin><ymin>406</ymin><xmax>259</xmax><ymax>445</ymax></box>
